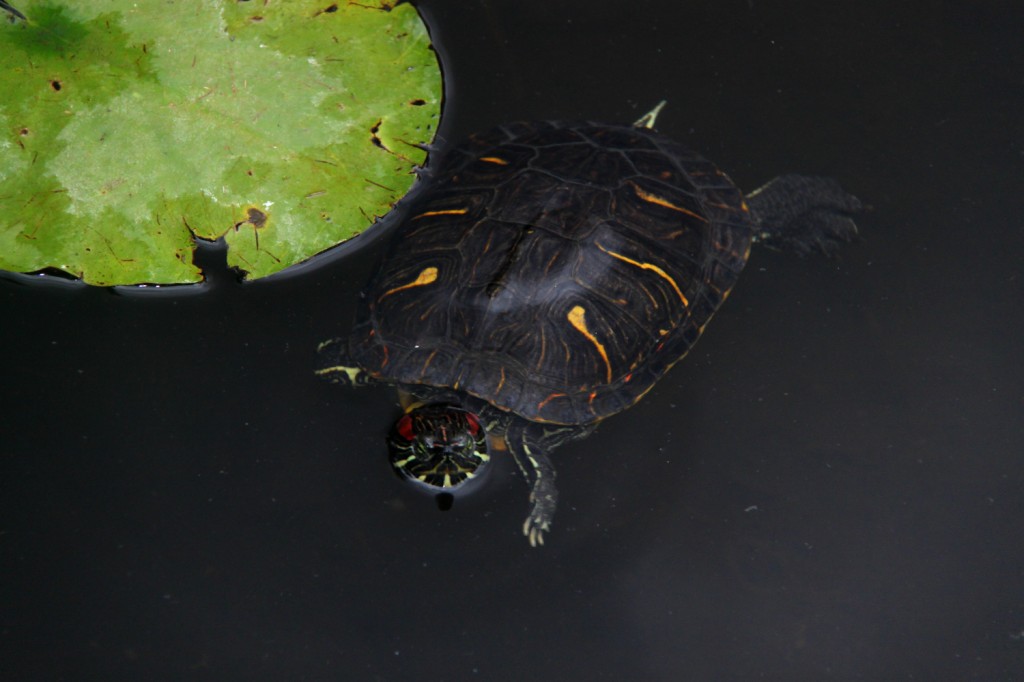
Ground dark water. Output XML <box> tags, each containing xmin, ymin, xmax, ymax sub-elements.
<box><xmin>3</xmin><ymin>1</ymin><xmax>1022</xmax><ymax>679</ymax></box>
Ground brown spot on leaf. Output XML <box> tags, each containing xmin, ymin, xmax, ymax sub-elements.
<box><xmin>245</xmin><ymin>207</ymin><xmax>267</xmax><ymax>228</ymax></box>
<box><xmin>234</xmin><ymin>207</ymin><xmax>273</xmax><ymax>254</ymax></box>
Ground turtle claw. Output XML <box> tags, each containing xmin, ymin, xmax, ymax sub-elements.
<box><xmin>522</xmin><ymin>486</ymin><xmax>556</xmax><ymax>547</ymax></box>
<box><xmin>523</xmin><ymin>513</ymin><xmax>549</xmax><ymax>547</ymax></box>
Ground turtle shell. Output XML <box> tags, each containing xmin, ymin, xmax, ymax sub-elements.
<box><xmin>347</xmin><ymin>120</ymin><xmax>754</xmax><ymax>425</ymax></box>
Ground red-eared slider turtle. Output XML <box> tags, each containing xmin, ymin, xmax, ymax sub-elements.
<box><xmin>316</xmin><ymin>104</ymin><xmax>861</xmax><ymax>545</ymax></box>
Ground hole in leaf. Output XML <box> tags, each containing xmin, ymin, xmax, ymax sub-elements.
<box><xmin>369</xmin><ymin>119</ymin><xmax>384</xmax><ymax>149</ymax></box>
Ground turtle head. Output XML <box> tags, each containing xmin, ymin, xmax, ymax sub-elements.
<box><xmin>387</xmin><ymin>404</ymin><xmax>490</xmax><ymax>489</ymax></box>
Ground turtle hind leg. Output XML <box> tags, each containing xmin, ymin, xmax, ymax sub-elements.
<box><xmin>746</xmin><ymin>174</ymin><xmax>864</xmax><ymax>256</ymax></box>
<box><xmin>314</xmin><ymin>338</ymin><xmax>371</xmax><ymax>387</ymax></box>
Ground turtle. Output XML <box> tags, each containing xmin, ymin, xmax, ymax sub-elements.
<box><xmin>315</xmin><ymin>103</ymin><xmax>861</xmax><ymax>546</ymax></box>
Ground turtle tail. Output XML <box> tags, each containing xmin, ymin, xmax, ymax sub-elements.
<box><xmin>745</xmin><ymin>174</ymin><xmax>863</xmax><ymax>256</ymax></box>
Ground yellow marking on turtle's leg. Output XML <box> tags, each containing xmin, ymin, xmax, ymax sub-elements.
<box><xmin>522</xmin><ymin>447</ymin><xmax>554</xmax><ymax>547</ymax></box>
<box><xmin>412</xmin><ymin>208</ymin><xmax>469</xmax><ymax>220</ymax></box>
<box><xmin>313</xmin><ymin>365</ymin><xmax>363</xmax><ymax>383</ymax></box>
<box><xmin>379</xmin><ymin>266</ymin><xmax>439</xmax><ymax>299</ymax></box>
<box><xmin>566</xmin><ymin>305</ymin><xmax>612</xmax><ymax>383</ymax></box>
<box><xmin>596</xmin><ymin>243</ymin><xmax>689</xmax><ymax>307</ymax></box>
<box><xmin>628</xmin><ymin>181</ymin><xmax>708</xmax><ymax>222</ymax></box>
<box><xmin>633</xmin><ymin>100</ymin><xmax>667</xmax><ymax>129</ymax></box>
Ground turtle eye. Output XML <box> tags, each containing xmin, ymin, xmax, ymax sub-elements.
<box><xmin>396</xmin><ymin>414</ymin><xmax>415</xmax><ymax>441</ymax></box>
<box><xmin>464</xmin><ymin>412</ymin><xmax>481</xmax><ymax>436</ymax></box>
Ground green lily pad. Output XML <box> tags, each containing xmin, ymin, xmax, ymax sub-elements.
<box><xmin>0</xmin><ymin>0</ymin><xmax>441</xmax><ymax>285</ymax></box>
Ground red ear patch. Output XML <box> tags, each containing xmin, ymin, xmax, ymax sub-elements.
<box><xmin>464</xmin><ymin>412</ymin><xmax>481</xmax><ymax>436</ymax></box>
<box><xmin>396</xmin><ymin>414</ymin><xmax>415</xmax><ymax>441</ymax></box>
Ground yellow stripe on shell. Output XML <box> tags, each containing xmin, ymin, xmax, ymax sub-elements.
<box><xmin>566</xmin><ymin>305</ymin><xmax>612</xmax><ymax>383</ymax></box>
<box><xmin>596</xmin><ymin>243</ymin><xmax>689</xmax><ymax>307</ymax></box>
<box><xmin>628</xmin><ymin>181</ymin><xmax>708</xmax><ymax>222</ymax></box>
<box><xmin>380</xmin><ymin>266</ymin><xmax>439</xmax><ymax>300</ymax></box>
<box><xmin>412</xmin><ymin>208</ymin><xmax>469</xmax><ymax>219</ymax></box>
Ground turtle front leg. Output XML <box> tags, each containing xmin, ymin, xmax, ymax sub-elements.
<box><xmin>504</xmin><ymin>418</ymin><xmax>591</xmax><ymax>547</ymax></box>
<box><xmin>314</xmin><ymin>338</ymin><xmax>372</xmax><ymax>387</ymax></box>
<box><xmin>517</xmin><ymin>440</ymin><xmax>558</xmax><ymax>548</ymax></box>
